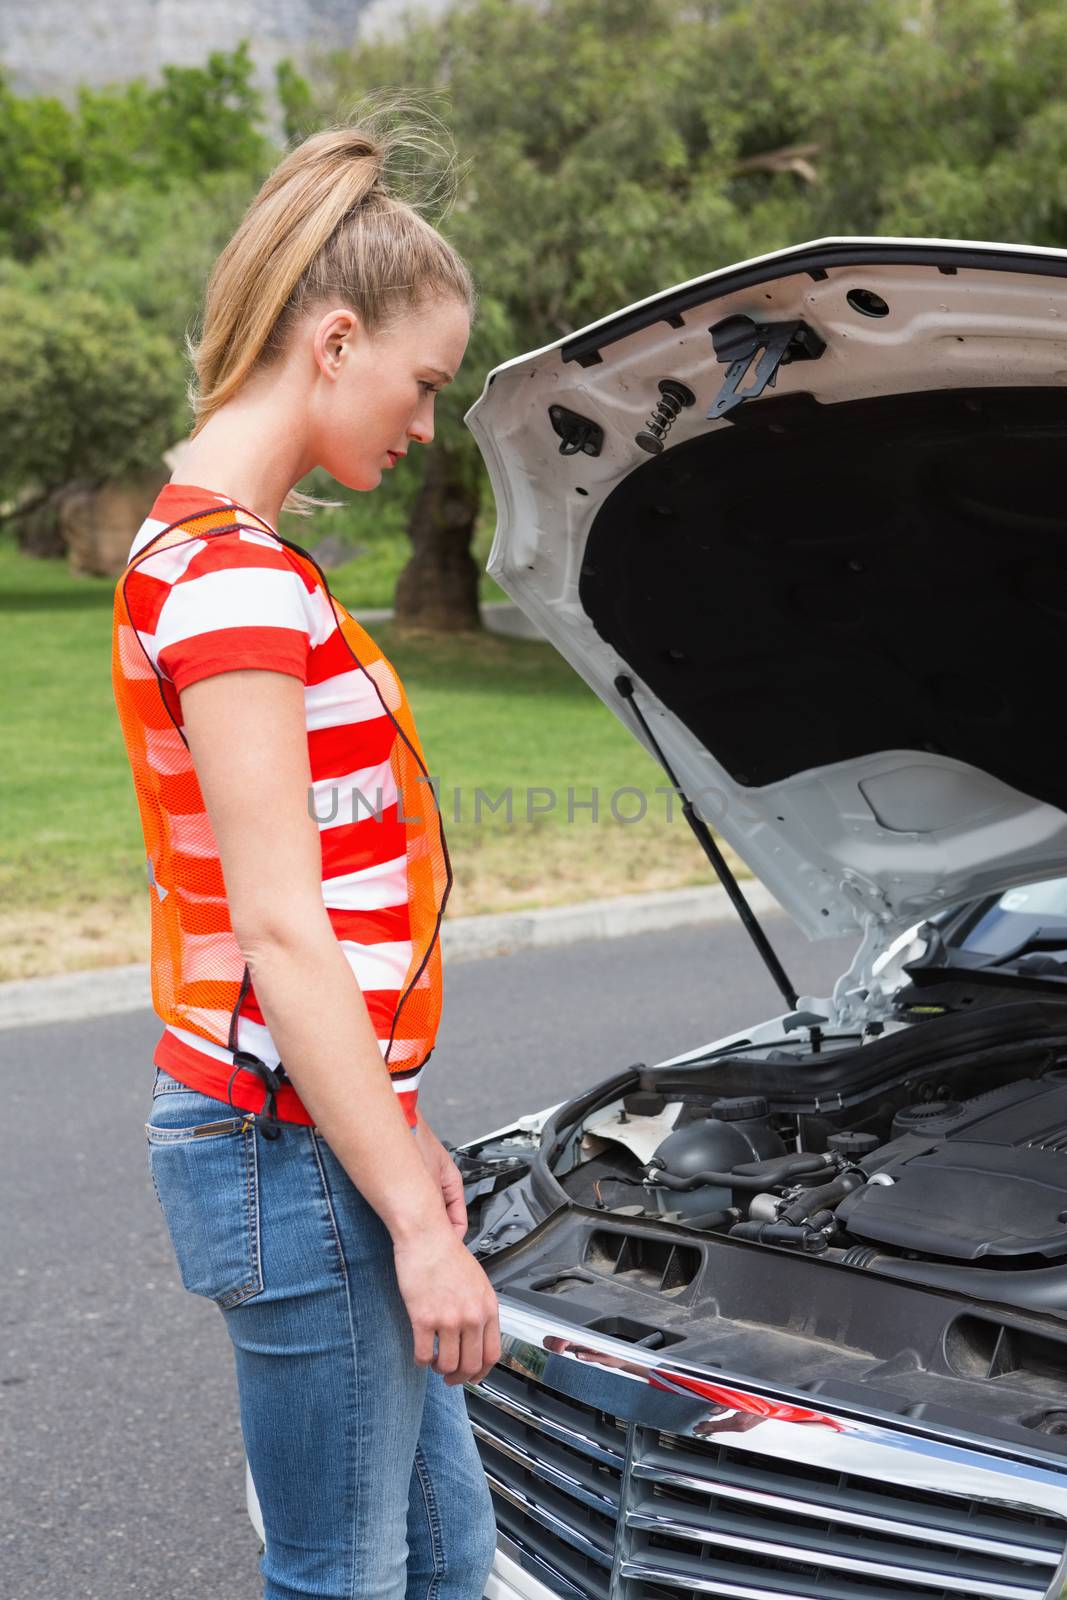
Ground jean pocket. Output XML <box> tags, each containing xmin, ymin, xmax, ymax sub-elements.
<box><xmin>146</xmin><ymin>1109</ymin><xmax>264</xmax><ymax>1309</ymax></box>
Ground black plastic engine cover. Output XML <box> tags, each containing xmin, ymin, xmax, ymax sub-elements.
<box><xmin>836</xmin><ymin>1078</ymin><xmax>1067</xmax><ymax>1262</ymax></box>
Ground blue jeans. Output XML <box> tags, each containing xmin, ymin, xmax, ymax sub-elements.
<box><xmin>146</xmin><ymin>1067</ymin><xmax>497</xmax><ymax>1599</ymax></box>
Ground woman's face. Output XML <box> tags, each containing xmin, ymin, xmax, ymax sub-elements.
<box><xmin>307</xmin><ymin>294</ymin><xmax>471</xmax><ymax>491</ymax></box>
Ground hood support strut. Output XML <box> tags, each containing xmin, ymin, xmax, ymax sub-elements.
<box><xmin>615</xmin><ymin>674</ymin><xmax>798</xmax><ymax>1010</ymax></box>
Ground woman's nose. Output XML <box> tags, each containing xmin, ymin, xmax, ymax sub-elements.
<box><xmin>408</xmin><ymin>396</ymin><xmax>435</xmax><ymax>447</ymax></box>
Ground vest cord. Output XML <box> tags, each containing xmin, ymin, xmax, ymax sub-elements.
<box><xmin>227</xmin><ymin>1050</ymin><xmax>289</xmax><ymax>1141</ymax></box>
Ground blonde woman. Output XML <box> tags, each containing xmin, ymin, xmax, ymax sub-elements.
<box><xmin>112</xmin><ymin>118</ymin><xmax>499</xmax><ymax>1599</ymax></box>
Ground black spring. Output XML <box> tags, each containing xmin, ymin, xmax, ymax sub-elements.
<box><xmin>635</xmin><ymin>379</ymin><xmax>696</xmax><ymax>455</ymax></box>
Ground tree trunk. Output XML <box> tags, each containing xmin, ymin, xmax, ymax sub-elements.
<box><xmin>394</xmin><ymin>445</ymin><xmax>482</xmax><ymax>632</ymax></box>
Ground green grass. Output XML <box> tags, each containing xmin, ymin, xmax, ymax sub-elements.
<box><xmin>0</xmin><ymin>542</ymin><xmax>140</xmax><ymax>899</ymax></box>
<box><xmin>0</xmin><ymin>533</ymin><xmax>728</xmax><ymax>978</ymax></box>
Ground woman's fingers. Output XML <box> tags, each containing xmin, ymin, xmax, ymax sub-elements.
<box><xmin>468</xmin><ymin>1315</ymin><xmax>501</xmax><ymax>1387</ymax></box>
<box><xmin>412</xmin><ymin>1320</ymin><xmax>437</xmax><ymax>1366</ymax></box>
<box><xmin>434</xmin><ymin>1312</ymin><xmax>495</xmax><ymax>1385</ymax></box>
<box><xmin>481</xmin><ymin>1309</ymin><xmax>501</xmax><ymax>1374</ymax></box>
<box><xmin>433</xmin><ymin>1326</ymin><xmax>461</xmax><ymax>1378</ymax></box>
<box><xmin>444</xmin><ymin>1324</ymin><xmax>484</xmax><ymax>1387</ymax></box>
<box><xmin>393</xmin><ymin>1233</ymin><xmax>500</xmax><ymax>1382</ymax></box>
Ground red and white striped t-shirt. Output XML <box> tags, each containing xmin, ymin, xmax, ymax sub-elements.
<box><xmin>125</xmin><ymin>481</ymin><xmax>427</xmax><ymax>1127</ymax></box>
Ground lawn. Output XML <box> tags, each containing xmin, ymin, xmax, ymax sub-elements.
<box><xmin>0</xmin><ymin>534</ymin><xmax>739</xmax><ymax>980</ymax></box>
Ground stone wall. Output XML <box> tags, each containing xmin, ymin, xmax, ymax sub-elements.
<box><xmin>0</xmin><ymin>0</ymin><xmax>369</xmax><ymax>101</ymax></box>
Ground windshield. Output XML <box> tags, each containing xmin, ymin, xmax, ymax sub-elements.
<box><xmin>959</xmin><ymin>878</ymin><xmax>1067</xmax><ymax>959</ymax></box>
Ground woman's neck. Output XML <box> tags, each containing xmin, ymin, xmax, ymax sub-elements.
<box><xmin>172</xmin><ymin>383</ymin><xmax>314</xmax><ymax>530</ymax></box>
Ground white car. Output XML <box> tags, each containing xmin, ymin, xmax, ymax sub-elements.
<box><xmin>447</xmin><ymin>236</ymin><xmax>1067</xmax><ymax>1600</ymax></box>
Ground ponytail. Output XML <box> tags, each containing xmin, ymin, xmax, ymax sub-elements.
<box><xmin>186</xmin><ymin>104</ymin><xmax>474</xmax><ymax>511</ymax></box>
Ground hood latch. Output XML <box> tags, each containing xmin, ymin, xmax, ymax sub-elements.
<box><xmin>549</xmin><ymin>403</ymin><xmax>604</xmax><ymax>457</ymax></box>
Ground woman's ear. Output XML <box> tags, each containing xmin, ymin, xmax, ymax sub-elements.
<box><xmin>312</xmin><ymin>307</ymin><xmax>361</xmax><ymax>381</ymax></box>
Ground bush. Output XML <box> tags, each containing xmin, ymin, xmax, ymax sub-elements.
<box><xmin>0</xmin><ymin>284</ymin><xmax>185</xmax><ymax>504</ymax></box>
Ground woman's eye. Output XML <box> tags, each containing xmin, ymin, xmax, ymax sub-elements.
<box><xmin>419</xmin><ymin>381</ymin><xmax>440</xmax><ymax>396</ymax></box>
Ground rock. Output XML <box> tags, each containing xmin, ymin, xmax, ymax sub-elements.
<box><xmin>62</xmin><ymin>469</ymin><xmax>170</xmax><ymax>577</ymax></box>
<box><xmin>15</xmin><ymin>483</ymin><xmax>89</xmax><ymax>560</ymax></box>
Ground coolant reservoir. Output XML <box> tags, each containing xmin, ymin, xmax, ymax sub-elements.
<box><xmin>651</xmin><ymin>1096</ymin><xmax>785</xmax><ymax>1179</ymax></box>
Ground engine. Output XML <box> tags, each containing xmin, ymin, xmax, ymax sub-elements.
<box><xmin>837</xmin><ymin>1075</ymin><xmax>1067</xmax><ymax>1263</ymax></box>
<box><xmin>564</xmin><ymin>1071</ymin><xmax>1067</xmax><ymax>1272</ymax></box>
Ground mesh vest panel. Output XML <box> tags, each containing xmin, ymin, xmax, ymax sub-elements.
<box><xmin>112</xmin><ymin>506</ymin><xmax>450</xmax><ymax>1076</ymax></box>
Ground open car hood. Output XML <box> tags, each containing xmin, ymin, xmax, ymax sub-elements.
<box><xmin>465</xmin><ymin>237</ymin><xmax>1067</xmax><ymax>955</ymax></box>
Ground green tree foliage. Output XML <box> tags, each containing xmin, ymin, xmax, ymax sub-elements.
<box><xmin>277</xmin><ymin>57</ymin><xmax>317</xmax><ymax>144</ymax></box>
<box><xmin>312</xmin><ymin>0</ymin><xmax>1067</xmax><ymax>409</ymax></box>
<box><xmin>0</xmin><ymin>80</ymin><xmax>82</xmax><ymax>259</ymax></box>
<box><xmin>0</xmin><ymin>48</ymin><xmax>268</xmax><ymax>512</ymax></box>
<box><xmin>3</xmin><ymin>173</ymin><xmax>262</xmax><ymax>346</ymax></box>
<box><xmin>75</xmin><ymin>43</ymin><xmax>268</xmax><ymax>192</ymax></box>
<box><xmin>0</xmin><ymin>285</ymin><xmax>184</xmax><ymax>502</ymax></box>
<box><xmin>0</xmin><ymin>43</ymin><xmax>268</xmax><ymax>261</ymax></box>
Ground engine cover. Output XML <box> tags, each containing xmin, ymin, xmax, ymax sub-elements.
<box><xmin>836</xmin><ymin>1077</ymin><xmax>1067</xmax><ymax>1263</ymax></box>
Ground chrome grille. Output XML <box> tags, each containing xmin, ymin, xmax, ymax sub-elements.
<box><xmin>620</xmin><ymin>1430</ymin><xmax>1067</xmax><ymax>1599</ymax></box>
<box><xmin>465</xmin><ymin>1362</ymin><xmax>627</xmax><ymax>1600</ymax></box>
<box><xmin>466</xmin><ymin>1302</ymin><xmax>1067</xmax><ymax>1600</ymax></box>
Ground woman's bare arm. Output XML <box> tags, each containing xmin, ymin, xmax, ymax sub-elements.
<box><xmin>178</xmin><ymin>667</ymin><xmax>499</xmax><ymax>1383</ymax></box>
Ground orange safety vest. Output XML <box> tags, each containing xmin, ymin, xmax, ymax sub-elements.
<box><xmin>112</xmin><ymin>502</ymin><xmax>451</xmax><ymax>1128</ymax></box>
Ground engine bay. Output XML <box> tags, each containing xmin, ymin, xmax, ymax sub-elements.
<box><xmin>563</xmin><ymin>1070</ymin><xmax>1067</xmax><ymax>1278</ymax></box>
<box><xmin>461</xmin><ymin>1000</ymin><xmax>1067</xmax><ymax>1320</ymax></box>
<box><xmin>455</xmin><ymin>1005</ymin><xmax>1067</xmax><ymax>1453</ymax></box>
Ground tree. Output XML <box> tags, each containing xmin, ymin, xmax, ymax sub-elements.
<box><xmin>288</xmin><ymin>0</ymin><xmax>1067</xmax><ymax>631</ymax></box>
<box><xmin>6</xmin><ymin>170</ymin><xmax>262</xmax><ymax>346</ymax></box>
<box><xmin>0</xmin><ymin>75</ymin><xmax>82</xmax><ymax>259</ymax></box>
<box><xmin>0</xmin><ymin>44</ymin><xmax>269</xmax><ymax>263</ymax></box>
<box><xmin>0</xmin><ymin>49</ymin><xmax>270</xmax><ymax>542</ymax></box>
<box><xmin>71</xmin><ymin>42</ymin><xmax>269</xmax><ymax>192</ymax></box>
<box><xmin>0</xmin><ymin>284</ymin><xmax>184</xmax><ymax>508</ymax></box>
<box><xmin>309</xmin><ymin>0</ymin><xmax>752</xmax><ymax>629</ymax></box>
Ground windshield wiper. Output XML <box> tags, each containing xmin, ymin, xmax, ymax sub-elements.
<box><xmin>904</xmin><ymin>923</ymin><xmax>1067</xmax><ymax>996</ymax></box>
<box><xmin>989</xmin><ymin>925</ymin><xmax>1067</xmax><ymax>967</ymax></box>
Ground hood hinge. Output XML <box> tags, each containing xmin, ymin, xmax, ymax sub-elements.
<box><xmin>830</xmin><ymin>914</ymin><xmax>933</xmax><ymax>1028</ymax></box>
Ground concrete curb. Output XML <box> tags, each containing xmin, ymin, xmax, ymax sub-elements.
<box><xmin>0</xmin><ymin>881</ymin><xmax>783</xmax><ymax>1032</ymax></box>
<box><xmin>441</xmin><ymin>881</ymin><xmax>783</xmax><ymax>962</ymax></box>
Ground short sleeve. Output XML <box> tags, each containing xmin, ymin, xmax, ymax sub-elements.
<box><xmin>151</xmin><ymin>534</ymin><xmax>313</xmax><ymax>693</ymax></box>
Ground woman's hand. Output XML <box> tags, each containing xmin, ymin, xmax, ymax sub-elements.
<box><xmin>414</xmin><ymin>1116</ymin><xmax>468</xmax><ymax>1238</ymax></box>
<box><xmin>403</xmin><ymin>1117</ymin><xmax>499</xmax><ymax>1384</ymax></box>
<box><xmin>393</xmin><ymin>1225</ymin><xmax>501</xmax><ymax>1385</ymax></box>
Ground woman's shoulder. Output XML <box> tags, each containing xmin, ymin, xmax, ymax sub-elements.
<box><xmin>120</xmin><ymin>508</ymin><xmax>330</xmax><ymax>694</ymax></box>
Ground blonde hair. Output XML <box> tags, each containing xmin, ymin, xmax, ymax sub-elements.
<box><xmin>186</xmin><ymin>103</ymin><xmax>474</xmax><ymax>514</ymax></box>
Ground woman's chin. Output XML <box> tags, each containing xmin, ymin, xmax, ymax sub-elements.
<box><xmin>333</xmin><ymin>464</ymin><xmax>383</xmax><ymax>493</ymax></box>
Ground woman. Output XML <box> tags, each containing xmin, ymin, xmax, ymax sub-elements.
<box><xmin>111</xmin><ymin>117</ymin><xmax>500</xmax><ymax>1599</ymax></box>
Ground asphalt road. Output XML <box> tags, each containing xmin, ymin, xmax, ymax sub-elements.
<box><xmin>1</xmin><ymin>914</ymin><xmax>854</xmax><ymax>1600</ymax></box>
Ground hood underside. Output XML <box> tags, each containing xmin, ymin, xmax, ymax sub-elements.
<box><xmin>466</xmin><ymin>237</ymin><xmax>1067</xmax><ymax>944</ymax></box>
